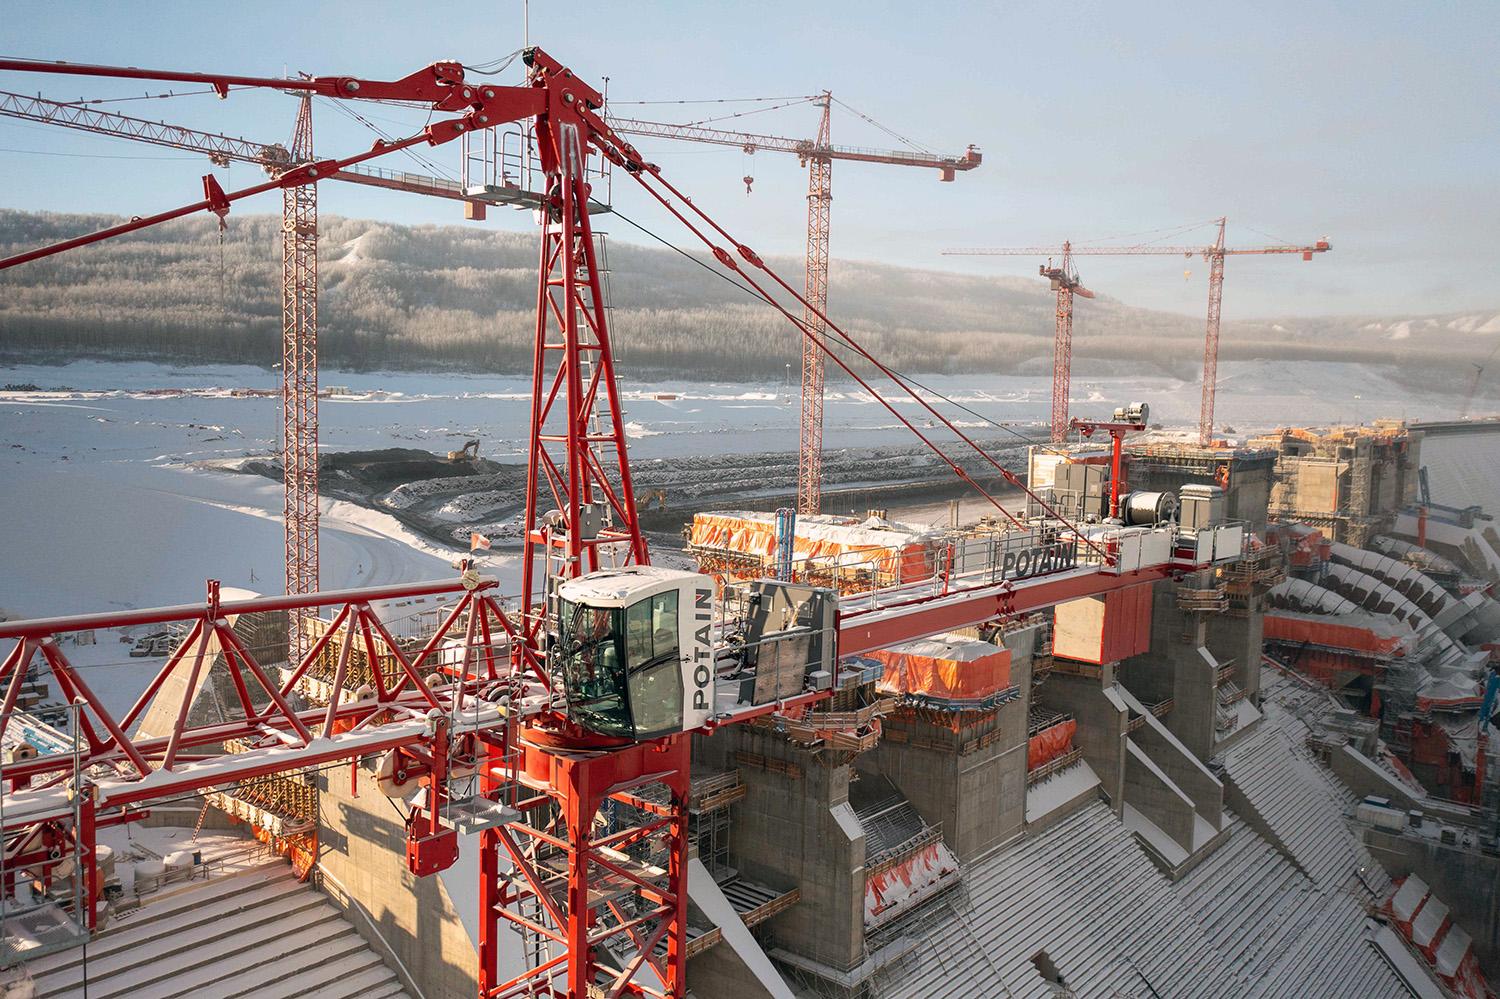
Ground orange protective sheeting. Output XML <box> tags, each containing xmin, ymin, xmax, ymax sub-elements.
<box><xmin>689</xmin><ymin>512</ymin><xmax>935</xmax><ymax>584</ymax></box>
<box><xmin>864</xmin><ymin>839</ymin><xmax>958</xmax><ymax>927</ymax></box>
<box><xmin>868</xmin><ymin>635</ymin><xmax>1011</xmax><ymax>702</ymax></box>
<box><xmin>1052</xmin><ymin>586</ymin><xmax>1153</xmax><ymax>665</ymax></box>
<box><xmin>1264</xmin><ymin>613</ymin><xmax>1408</xmax><ymax>656</ymax></box>
<box><xmin>1028</xmin><ymin>719</ymin><xmax>1077</xmax><ymax>769</ymax></box>
<box><xmin>248</xmin><ymin>823</ymin><xmax>317</xmax><ymax>881</ymax></box>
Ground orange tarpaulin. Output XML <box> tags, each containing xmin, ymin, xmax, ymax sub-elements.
<box><xmin>868</xmin><ymin>634</ymin><xmax>1011</xmax><ymax>702</ymax></box>
<box><xmin>1264</xmin><ymin>612</ymin><xmax>1410</xmax><ymax>656</ymax></box>
<box><xmin>1028</xmin><ymin>719</ymin><xmax>1077</xmax><ymax>769</ymax></box>
<box><xmin>864</xmin><ymin>839</ymin><xmax>958</xmax><ymax>928</ymax></box>
<box><xmin>689</xmin><ymin>511</ymin><xmax>936</xmax><ymax>584</ymax></box>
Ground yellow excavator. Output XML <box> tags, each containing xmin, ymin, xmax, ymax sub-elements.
<box><xmin>447</xmin><ymin>439</ymin><xmax>480</xmax><ymax>463</ymax></box>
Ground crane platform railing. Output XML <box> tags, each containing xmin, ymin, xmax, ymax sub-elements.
<box><xmin>0</xmin><ymin>514</ymin><xmax>1249</xmax><ymax>822</ymax></box>
<box><xmin>0</xmin><ymin>576</ymin><xmax>520</xmax><ymax>828</ymax></box>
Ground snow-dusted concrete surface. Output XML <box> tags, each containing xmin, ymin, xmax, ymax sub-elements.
<box><xmin>1420</xmin><ymin>429</ymin><xmax>1500</xmax><ymax>512</ymax></box>
<box><xmin>21</xmin><ymin>829</ymin><xmax>411</xmax><ymax>999</ymax></box>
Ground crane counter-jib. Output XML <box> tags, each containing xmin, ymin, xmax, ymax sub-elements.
<box><xmin>606</xmin><ymin>117</ymin><xmax>981</xmax><ymax>172</ymax></box>
<box><xmin>0</xmin><ymin>703</ymin><xmax>506</xmax><ymax>830</ymax></box>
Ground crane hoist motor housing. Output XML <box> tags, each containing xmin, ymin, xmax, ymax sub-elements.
<box><xmin>552</xmin><ymin>566</ymin><xmax>718</xmax><ymax>740</ymax></box>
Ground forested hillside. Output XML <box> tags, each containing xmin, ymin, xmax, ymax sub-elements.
<box><xmin>1</xmin><ymin>210</ymin><xmax>1495</xmax><ymax>385</ymax></box>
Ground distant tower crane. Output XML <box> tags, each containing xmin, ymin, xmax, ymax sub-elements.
<box><xmin>1459</xmin><ymin>342</ymin><xmax>1500</xmax><ymax>419</ymax></box>
<box><xmin>281</xmin><ymin>95</ymin><xmax>319</xmax><ymax>651</ymax></box>
<box><xmin>945</xmin><ymin>219</ymin><xmax>1330</xmax><ymax>445</ymax></box>
<box><xmin>0</xmin><ymin>88</ymin><xmax>512</xmax><ymax>652</ymax></box>
<box><xmin>944</xmin><ymin>240</ymin><xmax>1096</xmax><ymax>442</ymax></box>
<box><xmin>609</xmin><ymin>99</ymin><xmax>981</xmax><ymax>513</ymax></box>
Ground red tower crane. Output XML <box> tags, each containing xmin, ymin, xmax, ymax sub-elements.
<box><xmin>0</xmin><ymin>88</ymin><xmax>539</xmax><ymax>654</ymax></box>
<box><xmin>0</xmin><ymin>49</ymin><xmax>1243</xmax><ymax>999</ymax></box>
<box><xmin>943</xmin><ymin>240</ymin><xmax>1096</xmax><ymax>442</ymax></box>
<box><xmin>609</xmin><ymin>103</ymin><xmax>981</xmax><ymax>514</ymax></box>
<box><xmin>945</xmin><ymin>219</ymin><xmax>1331</xmax><ymax>446</ymax></box>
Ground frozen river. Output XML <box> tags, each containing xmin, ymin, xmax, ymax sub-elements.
<box><xmin>0</xmin><ymin>356</ymin><xmax>1466</xmax><ymax>622</ymax></box>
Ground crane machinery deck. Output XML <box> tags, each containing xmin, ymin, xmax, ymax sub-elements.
<box><xmin>0</xmin><ymin>46</ymin><xmax>1245</xmax><ymax>999</ymax></box>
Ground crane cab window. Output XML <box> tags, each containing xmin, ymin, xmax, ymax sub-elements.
<box><xmin>624</xmin><ymin>590</ymin><xmax>683</xmax><ymax>739</ymax></box>
<box><xmin>559</xmin><ymin>600</ymin><xmax>631</xmax><ymax>738</ymax></box>
<box><xmin>558</xmin><ymin>590</ymin><xmax>684</xmax><ymax>740</ymax></box>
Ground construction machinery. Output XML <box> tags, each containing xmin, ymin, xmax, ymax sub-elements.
<box><xmin>449</xmin><ymin>438</ymin><xmax>481</xmax><ymax>462</ymax></box>
<box><xmin>945</xmin><ymin>219</ymin><xmax>1331</xmax><ymax>446</ymax></box>
<box><xmin>0</xmin><ymin>48</ymin><xmax>1245</xmax><ymax>999</ymax></box>
<box><xmin>609</xmin><ymin>101</ymin><xmax>981</xmax><ymax>516</ymax></box>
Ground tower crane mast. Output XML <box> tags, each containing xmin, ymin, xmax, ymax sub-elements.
<box><xmin>282</xmin><ymin>95</ymin><xmax>319</xmax><ymax>652</ymax></box>
<box><xmin>0</xmin><ymin>50</ymin><xmax>1245</xmax><ymax>999</ymax></box>
<box><xmin>945</xmin><ymin>218</ymin><xmax>1330</xmax><ymax>445</ymax></box>
<box><xmin>609</xmin><ymin>104</ymin><xmax>981</xmax><ymax>514</ymax></box>
<box><xmin>0</xmin><ymin>87</ymin><xmax>523</xmax><ymax>655</ymax></box>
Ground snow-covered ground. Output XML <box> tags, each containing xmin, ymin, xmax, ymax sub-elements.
<box><xmin>0</xmin><ymin>355</ymin><xmax>1472</xmax><ymax>624</ymax></box>
<box><xmin>0</xmin><ymin>355</ymin><xmax>1479</xmax><ymax>723</ymax></box>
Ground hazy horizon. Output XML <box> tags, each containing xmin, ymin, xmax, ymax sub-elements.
<box><xmin>1</xmin><ymin>1</ymin><xmax>1496</xmax><ymax>322</ymax></box>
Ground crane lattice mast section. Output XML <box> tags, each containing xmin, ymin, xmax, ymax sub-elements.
<box><xmin>609</xmin><ymin>104</ymin><xmax>981</xmax><ymax>514</ymax></box>
<box><xmin>800</xmin><ymin>93</ymin><xmax>833</xmax><ymax>513</ymax></box>
<box><xmin>282</xmin><ymin>94</ymin><xmax>319</xmax><ymax>655</ymax></box>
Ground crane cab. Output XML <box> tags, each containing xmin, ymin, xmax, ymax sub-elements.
<box><xmin>551</xmin><ymin>566</ymin><xmax>716</xmax><ymax>741</ymax></box>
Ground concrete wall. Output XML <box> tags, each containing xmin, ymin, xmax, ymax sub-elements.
<box><xmin>865</xmin><ymin>709</ymin><xmax>1026</xmax><ymax>862</ymax></box>
<box><xmin>1327</xmin><ymin>745</ymin><xmax>1475</xmax><ymax>828</ymax></box>
<box><xmin>1123</xmin><ymin>452</ymin><xmax>1275</xmax><ymax>534</ymax></box>
<box><xmin>1206</xmin><ymin>603</ymin><xmax>1265</xmax><ymax>706</ymax></box>
<box><xmin>315</xmin><ymin>766</ymin><xmax>478</xmax><ymax>999</ymax></box>
<box><xmin>1123</xmin><ymin>580</ymin><xmax>1218</xmax><ymax>762</ymax></box>
<box><xmin>1123</xmin><ymin>741</ymin><xmax>1196</xmax><ymax>852</ymax></box>
<box><xmin>1362</xmin><ymin>827</ymin><xmax>1500</xmax><ymax>981</ymax></box>
<box><xmin>1127</xmin><ymin>709</ymin><xmax>1224</xmax><ymax>826</ymax></box>
<box><xmin>695</xmin><ymin>726</ymin><xmax>866</xmax><ymax>973</ymax></box>
<box><xmin>864</xmin><ymin>641</ymin><xmax>1033</xmax><ymax>861</ymax></box>
<box><xmin>687</xmin><ymin>931</ymin><xmax>783</xmax><ymax>999</ymax></box>
<box><xmin>1038</xmin><ymin>673</ymin><xmax>1127</xmax><ymax>815</ymax></box>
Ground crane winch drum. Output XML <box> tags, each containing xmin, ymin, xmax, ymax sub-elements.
<box><xmin>1119</xmin><ymin>490</ymin><xmax>1177</xmax><ymax>527</ymax></box>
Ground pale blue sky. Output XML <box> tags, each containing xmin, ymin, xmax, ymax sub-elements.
<box><xmin>1</xmin><ymin>0</ymin><xmax>1495</xmax><ymax>318</ymax></box>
